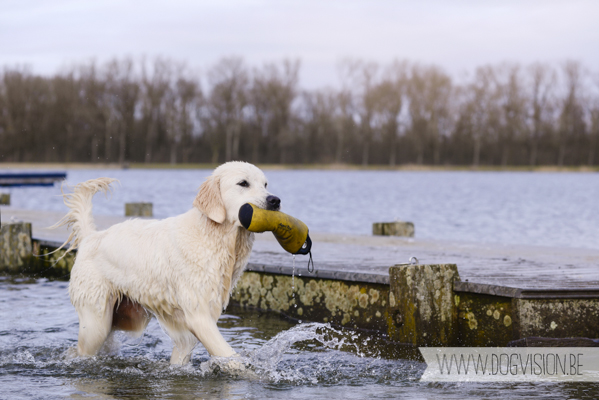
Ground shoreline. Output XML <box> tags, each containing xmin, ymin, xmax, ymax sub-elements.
<box><xmin>1</xmin><ymin>162</ymin><xmax>598</xmax><ymax>173</ymax></box>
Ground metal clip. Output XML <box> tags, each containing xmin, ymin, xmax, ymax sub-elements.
<box><xmin>397</xmin><ymin>256</ymin><xmax>419</xmax><ymax>266</ymax></box>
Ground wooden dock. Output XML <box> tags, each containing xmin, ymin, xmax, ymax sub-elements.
<box><xmin>0</xmin><ymin>172</ymin><xmax>66</xmax><ymax>187</ymax></box>
<box><xmin>2</xmin><ymin>207</ymin><xmax>599</xmax><ymax>348</ymax></box>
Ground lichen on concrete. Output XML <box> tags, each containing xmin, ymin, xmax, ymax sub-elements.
<box><xmin>1</xmin><ymin>232</ymin><xmax>76</xmax><ymax>279</ymax></box>
<box><xmin>388</xmin><ymin>263</ymin><xmax>460</xmax><ymax>346</ymax></box>
<box><xmin>1</xmin><ymin>223</ymin><xmax>33</xmax><ymax>272</ymax></box>
<box><xmin>465</xmin><ymin>312</ymin><xmax>478</xmax><ymax>330</ymax></box>
<box><xmin>456</xmin><ymin>292</ymin><xmax>514</xmax><ymax>346</ymax></box>
<box><xmin>231</xmin><ymin>272</ymin><xmax>389</xmax><ymax>331</ymax></box>
<box><xmin>517</xmin><ymin>298</ymin><xmax>599</xmax><ymax>338</ymax></box>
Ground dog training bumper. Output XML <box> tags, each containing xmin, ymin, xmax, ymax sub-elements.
<box><xmin>238</xmin><ymin>203</ymin><xmax>312</xmax><ymax>255</ymax></box>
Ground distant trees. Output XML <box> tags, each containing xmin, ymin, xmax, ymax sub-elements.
<box><xmin>1</xmin><ymin>57</ymin><xmax>598</xmax><ymax>167</ymax></box>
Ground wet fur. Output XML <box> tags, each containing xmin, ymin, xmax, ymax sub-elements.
<box><xmin>59</xmin><ymin>162</ymin><xmax>274</xmax><ymax>364</ymax></box>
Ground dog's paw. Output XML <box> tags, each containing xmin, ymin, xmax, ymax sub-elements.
<box><xmin>63</xmin><ymin>346</ymin><xmax>80</xmax><ymax>360</ymax></box>
<box><xmin>222</xmin><ymin>358</ymin><xmax>262</xmax><ymax>379</ymax></box>
<box><xmin>223</xmin><ymin>358</ymin><xmax>246</xmax><ymax>372</ymax></box>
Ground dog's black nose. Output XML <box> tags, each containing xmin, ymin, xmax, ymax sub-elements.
<box><xmin>266</xmin><ymin>195</ymin><xmax>281</xmax><ymax>211</ymax></box>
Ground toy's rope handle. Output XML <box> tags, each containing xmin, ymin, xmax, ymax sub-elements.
<box><xmin>307</xmin><ymin>251</ymin><xmax>314</xmax><ymax>272</ymax></box>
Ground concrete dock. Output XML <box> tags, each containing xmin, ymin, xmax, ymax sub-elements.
<box><xmin>2</xmin><ymin>207</ymin><xmax>599</xmax><ymax>348</ymax></box>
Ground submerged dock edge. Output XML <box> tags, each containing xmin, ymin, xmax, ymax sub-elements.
<box><xmin>2</xmin><ymin>221</ymin><xmax>599</xmax><ymax>348</ymax></box>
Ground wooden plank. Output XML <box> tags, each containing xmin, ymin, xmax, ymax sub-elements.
<box><xmin>0</xmin><ymin>172</ymin><xmax>66</xmax><ymax>187</ymax></box>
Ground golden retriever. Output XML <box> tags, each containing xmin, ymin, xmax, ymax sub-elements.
<box><xmin>55</xmin><ymin>161</ymin><xmax>280</xmax><ymax>364</ymax></box>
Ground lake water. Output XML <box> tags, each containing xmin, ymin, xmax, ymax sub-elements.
<box><xmin>2</xmin><ymin>168</ymin><xmax>598</xmax><ymax>250</ymax></box>
<box><xmin>2</xmin><ymin>168</ymin><xmax>599</xmax><ymax>399</ymax></box>
<box><xmin>2</xmin><ymin>277</ymin><xmax>598</xmax><ymax>399</ymax></box>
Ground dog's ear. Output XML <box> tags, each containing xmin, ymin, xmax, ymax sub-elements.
<box><xmin>194</xmin><ymin>176</ymin><xmax>226</xmax><ymax>224</ymax></box>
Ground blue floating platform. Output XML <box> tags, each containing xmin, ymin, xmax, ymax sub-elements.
<box><xmin>0</xmin><ymin>172</ymin><xmax>67</xmax><ymax>187</ymax></box>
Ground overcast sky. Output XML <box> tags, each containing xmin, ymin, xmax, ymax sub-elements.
<box><xmin>1</xmin><ymin>0</ymin><xmax>597</xmax><ymax>88</ymax></box>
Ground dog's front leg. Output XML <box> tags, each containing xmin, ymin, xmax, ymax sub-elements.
<box><xmin>187</xmin><ymin>313</ymin><xmax>237</xmax><ymax>358</ymax></box>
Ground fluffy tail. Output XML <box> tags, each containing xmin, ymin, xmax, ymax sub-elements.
<box><xmin>51</xmin><ymin>177</ymin><xmax>117</xmax><ymax>255</ymax></box>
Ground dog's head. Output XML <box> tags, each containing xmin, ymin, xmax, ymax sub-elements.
<box><xmin>194</xmin><ymin>161</ymin><xmax>280</xmax><ymax>226</ymax></box>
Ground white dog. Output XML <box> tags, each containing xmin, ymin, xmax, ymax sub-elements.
<box><xmin>55</xmin><ymin>161</ymin><xmax>280</xmax><ymax>364</ymax></box>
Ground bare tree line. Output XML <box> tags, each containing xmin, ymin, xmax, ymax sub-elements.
<box><xmin>1</xmin><ymin>56</ymin><xmax>598</xmax><ymax>167</ymax></box>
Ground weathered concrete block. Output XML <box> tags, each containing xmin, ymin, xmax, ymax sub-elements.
<box><xmin>388</xmin><ymin>263</ymin><xmax>460</xmax><ymax>346</ymax></box>
<box><xmin>231</xmin><ymin>272</ymin><xmax>390</xmax><ymax>332</ymax></box>
<box><xmin>0</xmin><ymin>222</ymin><xmax>32</xmax><ymax>272</ymax></box>
<box><xmin>513</xmin><ymin>298</ymin><xmax>599</xmax><ymax>340</ymax></box>
<box><xmin>29</xmin><ymin>240</ymin><xmax>76</xmax><ymax>279</ymax></box>
<box><xmin>373</xmin><ymin>221</ymin><xmax>414</xmax><ymax>237</ymax></box>
<box><xmin>455</xmin><ymin>292</ymin><xmax>514</xmax><ymax>346</ymax></box>
<box><xmin>125</xmin><ymin>202</ymin><xmax>153</xmax><ymax>217</ymax></box>
<box><xmin>0</xmin><ymin>193</ymin><xmax>10</xmax><ymax>205</ymax></box>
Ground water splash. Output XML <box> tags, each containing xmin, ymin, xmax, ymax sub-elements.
<box><xmin>0</xmin><ymin>350</ymin><xmax>36</xmax><ymax>366</ymax></box>
<box><xmin>231</xmin><ymin>322</ymin><xmax>366</xmax><ymax>383</ymax></box>
<box><xmin>0</xmin><ymin>318</ymin><xmax>389</xmax><ymax>386</ymax></box>
<box><xmin>187</xmin><ymin>322</ymin><xmax>370</xmax><ymax>384</ymax></box>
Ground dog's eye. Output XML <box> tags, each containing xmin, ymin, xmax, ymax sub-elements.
<box><xmin>238</xmin><ymin>180</ymin><xmax>249</xmax><ymax>188</ymax></box>
<box><xmin>265</xmin><ymin>183</ymin><xmax>268</xmax><ymax>188</ymax></box>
